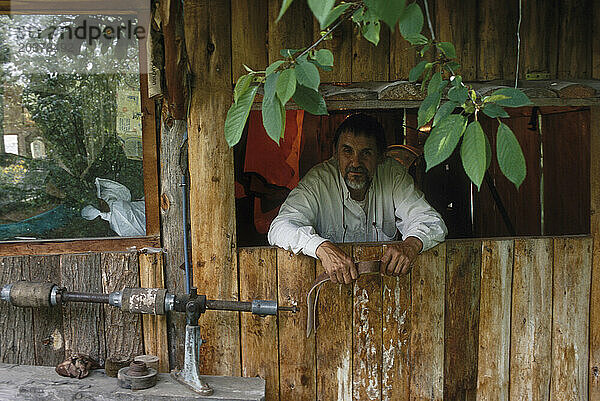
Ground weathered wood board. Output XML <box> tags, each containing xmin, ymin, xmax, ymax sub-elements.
<box><xmin>477</xmin><ymin>240</ymin><xmax>513</xmax><ymax>401</ymax></box>
<box><xmin>239</xmin><ymin>247</ymin><xmax>279</xmax><ymax>401</ymax></box>
<box><xmin>276</xmin><ymin>249</ymin><xmax>316</xmax><ymax>401</ymax></box>
<box><xmin>551</xmin><ymin>237</ymin><xmax>592</xmax><ymax>400</ymax></box>
<box><xmin>590</xmin><ymin>106</ymin><xmax>600</xmax><ymax>399</ymax></box>
<box><xmin>444</xmin><ymin>241</ymin><xmax>481</xmax><ymax>400</ymax></box>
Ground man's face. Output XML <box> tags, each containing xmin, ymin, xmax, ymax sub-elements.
<box><xmin>335</xmin><ymin>131</ymin><xmax>380</xmax><ymax>191</ymax></box>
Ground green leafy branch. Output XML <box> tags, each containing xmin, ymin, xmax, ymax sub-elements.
<box><xmin>224</xmin><ymin>0</ymin><xmax>532</xmax><ymax>190</ymax></box>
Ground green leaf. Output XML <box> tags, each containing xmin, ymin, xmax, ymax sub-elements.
<box><xmin>243</xmin><ymin>64</ymin><xmax>254</xmax><ymax>73</ymax></box>
<box><xmin>398</xmin><ymin>2</ymin><xmax>423</xmax><ymax>37</ymax></box>
<box><xmin>280</xmin><ymin>48</ymin><xmax>302</xmax><ymax>58</ymax></box>
<box><xmin>361</xmin><ymin>18</ymin><xmax>381</xmax><ymax>45</ymax></box>
<box><xmin>418</xmin><ymin>91</ymin><xmax>442</xmax><ymax>127</ymax></box>
<box><xmin>420</xmin><ymin>44</ymin><xmax>431</xmax><ymax>57</ymax></box>
<box><xmin>266</xmin><ymin>60</ymin><xmax>284</xmax><ymax>76</ymax></box>
<box><xmin>276</xmin><ymin>0</ymin><xmax>295</xmax><ymax>22</ymax></box>
<box><xmin>364</xmin><ymin>0</ymin><xmax>406</xmax><ymax>29</ymax></box>
<box><xmin>490</xmin><ymin>88</ymin><xmax>532</xmax><ymax>108</ymax></box>
<box><xmin>445</xmin><ymin>61</ymin><xmax>461</xmax><ymax>73</ymax></box>
<box><xmin>482</xmin><ymin>102</ymin><xmax>509</xmax><ymax>118</ymax></box>
<box><xmin>450</xmin><ymin>75</ymin><xmax>462</xmax><ymax>87</ymax></box>
<box><xmin>322</xmin><ymin>3</ymin><xmax>352</xmax><ymax>28</ymax></box>
<box><xmin>292</xmin><ymin>84</ymin><xmax>328</xmax><ymax>115</ymax></box>
<box><xmin>433</xmin><ymin>101</ymin><xmax>458</xmax><ymax>127</ymax></box>
<box><xmin>315</xmin><ymin>49</ymin><xmax>334</xmax><ymax>67</ymax></box>
<box><xmin>409</xmin><ymin>60</ymin><xmax>428</xmax><ymax>82</ymax></box>
<box><xmin>262</xmin><ymin>73</ymin><xmax>285</xmax><ymax>143</ymax></box>
<box><xmin>484</xmin><ymin>133</ymin><xmax>492</xmax><ymax>170</ymax></box>
<box><xmin>497</xmin><ymin>122</ymin><xmax>526</xmax><ymax>188</ymax></box>
<box><xmin>448</xmin><ymin>86</ymin><xmax>469</xmax><ymax>104</ymax></box>
<box><xmin>295</xmin><ymin>59</ymin><xmax>320</xmax><ymax>91</ymax></box>
<box><xmin>276</xmin><ymin>68</ymin><xmax>297</xmax><ymax>105</ymax></box>
<box><xmin>424</xmin><ymin>114</ymin><xmax>467</xmax><ymax>171</ymax></box>
<box><xmin>225</xmin><ymin>85</ymin><xmax>259</xmax><ymax>147</ymax></box>
<box><xmin>233</xmin><ymin>74</ymin><xmax>253</xmax><ymax>103</ymax></box>
<box><xmin>437</xmin><ymin>42</ymin><xmax>456</xmax><ymax>58</ymax></box>
<box><xmin>428</xmin><ymin>71</ymin><xmax>442</xmax><ymax>96</ymax></box>
<box><xmin>483</xmin><ymin>94</ymin><xmax>510</xmax><ymax>103</ymax></box>
<box><xmin>405</xmin><ymin>33</ymin><xmax>429</xmax><ymax>45</ymax></box>
<box><xmin>308</xmin><ymin>0</ymin><xmax>335</xmax><ymax>29</ymax></box>
<box><xmin>460</xmin><ymin>121</ymin><xmax>487</xmax><ymax>189</ymax></box>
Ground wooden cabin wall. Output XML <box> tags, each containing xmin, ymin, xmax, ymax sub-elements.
<box><xmin>234</xmin><ymin>236</ymin><xmax>591</xmax><ymax>401</ymax></box>
<box><xmin>0</xmin><ymin>251</ymin><xmax>169</xmax><ymax>373</ymax></box>
<box><xmin>231</xmin><ymin>0</ymin><xmax>600</xmax><ymax>83</ymax></box>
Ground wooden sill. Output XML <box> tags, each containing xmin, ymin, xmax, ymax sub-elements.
<box><xmin>0</xmin><ymin>235</ymin><xmax>161</xmax><ymax>257</ymax></box>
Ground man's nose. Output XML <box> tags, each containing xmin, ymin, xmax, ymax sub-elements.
<box><xmin>350</xmin><ymin>153</ymin><xmax>360</xmax><ymax>166</ymax></box>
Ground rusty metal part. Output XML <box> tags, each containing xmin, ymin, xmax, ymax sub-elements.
<box><xmin>121</xmin><ymin>287</ymin><xmax>167</xmax><ymax>315</ymax></box>
<box><xmin>117</xmin><ymin>361</ymin><xmax>158</xmax><ymax>390</ymax></box>
<box><xmin>55</xmin><ymin>354</ymin><xmax>101</xmax><ymax>379</ymax></box>
<box><xmin>104</xmin><ymin>356</ymin><xmax>131</xmax><ymax>378</ymax></box>
<box><xmin>7</xmin><ymin>281</ymin><xmax>57</xmax><ymax>308</ymax></box>
<box><xmin>62</xmin><ymin>291</ymin><xmax>110</xmax><ymax>304</ymax></box>
<box><xmin>306</xmin><ymin>261</ymin><xmax>381</xmax><ymax>337</ymax></box>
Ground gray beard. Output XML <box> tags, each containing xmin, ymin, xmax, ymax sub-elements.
<box><xmin>345</xmin><ymin>175</ymin><xmax>370</xmax><ymax>191</ymax></box>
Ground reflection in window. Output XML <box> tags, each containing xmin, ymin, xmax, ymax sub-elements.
<box><xmin>0</xmin><ymin>14</ymin><xmax>146</xmax><ymax>240</ymax></box>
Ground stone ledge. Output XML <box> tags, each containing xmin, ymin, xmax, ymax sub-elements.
<box><xmin>0</xmin><ymin>363</ymin><xmax>265</xmax><ymax>401</ymax></box>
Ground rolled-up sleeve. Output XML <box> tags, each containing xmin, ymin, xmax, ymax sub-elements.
<box><xmin>392</xmin><ymin>166</ymin><xmax>447</xmax><ymax>252</ymax></box>
<box><xmin>267</xmin><ymin>183</ymin><xmax>328</xmax><ymax>258</ymax></box>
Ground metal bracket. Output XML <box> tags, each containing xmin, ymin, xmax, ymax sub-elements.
<box><xmin>171</xmin><ymin>325</ymin><xmax>213</xmax><ymax>396</ymax></box>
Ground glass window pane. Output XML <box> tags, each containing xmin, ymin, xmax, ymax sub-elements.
<box><xmin>0</xmin><ymin>14</ymin><xmax>146</xmax><ymax>240</ymax></box>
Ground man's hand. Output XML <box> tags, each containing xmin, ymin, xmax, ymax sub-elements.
<box><xmin>315</xmin><ymin>241</ymin><xmax>358</xmax><ymax>284</ymax></box>
<box><xmin>381</xmin><ymin>236</ymin><xmax>423</xmax><ymax>276</ymax></box>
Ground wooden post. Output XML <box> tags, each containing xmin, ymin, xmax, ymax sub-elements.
<box><xmin>231</xmin><ymin>0</ymin><xmax>268</xmax><ymax>83</ymax></box>
<box><xmin>183</xmin><ymin>0</ymin><xmax>240</xmax><ymax>376</ymax></box>
<box><xmin>557</xmin><ymin>0</ymin><xmax>592</xmax><ymax>79</ymax></box>
<box><xmin>590</xmin><ymin>106</ymin><xmax>600</xmax><ymax>398</ymax></box>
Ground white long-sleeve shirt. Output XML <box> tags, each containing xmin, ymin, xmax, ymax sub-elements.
<box><xmin>268</xmin><ymin>157</ymin><xmax>447</xmax><ymax>258</ymax></box>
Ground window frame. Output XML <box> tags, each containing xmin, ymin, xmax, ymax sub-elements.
<box><xmin>0</xmin><ymin>1</ymin><xmax>161</xmax><ymax>254</ymax></box>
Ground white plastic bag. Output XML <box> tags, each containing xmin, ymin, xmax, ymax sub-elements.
<box><xmin>81</xmin><ymin>178</ymin><xmax>146</xmax><ymax>236</ymax></box>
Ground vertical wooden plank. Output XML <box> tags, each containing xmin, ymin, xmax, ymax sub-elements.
<box><xmin>389</xmin><ymin>25</ymin><xmax>421</xmax><ymax>82</ymax></box>
<box><xmin>352</xmin><ymin>245</ymin><xmax>383</xmax><ymax>401</ymax></box>
<box><xmin>411</xmin><ymin>243</ymin><xmax>445</xmax><ymax>400</ymax></box>
<box><xmin>30</xmin><ymin>255</ymin><xmax>65</xmax><ymax>366</ymax></box>
<box><xmin>0</xmin><ymin>256</ymin><xmax>35</xmax><ymax>364</ymax></box>
<box><xmin>551</xmin><ymin>237</ymin><xmax>592</xmax><ymax>401</ymax></box>
<box><xmin>594</xmin><ymin>2</ymin><xmax>600</xmax><ymax>79</ymax></box>
<box><xmin>239</xmin><ymin>247</ymin><xmax>279</xmax><ymax>401</ymax></box>
<box><xmin>382</xmin><ymin>250</ymin><xmax>411</xmax><ymax>401</ymax></box>
<box><xmin>352</xmin><ymin>26</ymin><xmax>390</xmax><ymax>82</ymax></box>
<box><xmin>101</xmin><ymin>253</ymin><xmax>144</xmax><ymax>361</ymax></box>
<box><xmin>60</xmin><ymin>254</ymin><xmax>106</xmax><ymax>364</ymax></box>
<box><xmin>477</xmin><ymin>0</ymin><xmax>518</xmax><ymax>81</ymax></box>
<box><xmin>314</xmin><ymin>20</ymin><xmax>353</xmax><ymax>83</ymax></box>
<box><xmin>510</xmin><ymin>238</ymin><xmax>553</xmax><ymax>401</ymax></box>
<box><xmin>139</xmin><ymin>251</ymin><xmax>170</xmax><ymax>373</ymax></box>
<box><xmin>231</xmin><ymin>0</ymin><xmax>268</xmax><ymax>82</ymax></box>
<box><xmin>316</xmin><ymin>244</ymin><xmax>353</xmax><ymax>401</ymax></box>
<box><xmin>277</xmin><ymin>248</ymin><xmax>316</xmax><ymax>401</ymax></box>
<box><xmin>476</xmin><ymin>240</ymin><xmax>513</xmax><ymax>401</ymax></box>
<box><xmin>557</xmin><ymin>0</ymin><xmax>592</xmax><ymax>79</ymax></box>
<box><xmin>267</xmin><ymin>1</ymin><xmax>314</xmax><ymax>65</ymax></box>
<box><xmin>435</xmin><ymin>0</ymin><xmax>478</xmax><ymax>81</ymax></box>
<box><xmin>590</xmin><ymin>106</ymin><xmax>600</xmax><ymax>398</ymax></box>
<box><xmin>444</xmin><ymin>240</ymin><xmax>481</xmax><ymax>401</ymax></box>
<box><xmin>520</xmin><ymin>0</ymin><xmax>558</xmax><ymax>79</ymax></box>
<box><xmin>184</xmin><ymin>0</ymin><xmax>240</xmax><ymax>376</ymax></box>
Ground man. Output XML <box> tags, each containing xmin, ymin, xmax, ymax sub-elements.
<box><xmin>268</xmin><ymin>113</ymin><xmax>447</xmax><ymax>284</ymax></box>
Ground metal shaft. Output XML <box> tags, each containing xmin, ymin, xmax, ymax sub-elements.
<box><xmin>62</xmin><ymin>292</ymin><xmax>110</xmax><ymax>304</ymax></box>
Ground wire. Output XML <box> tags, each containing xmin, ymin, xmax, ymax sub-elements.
<box><xmin>515</xmin><ymin>0</ymin><xmax>522</xmax><ymax>88</ymax></box>
<box><xmin>423</xmin><ymin>0</ymin><xmax>435</xmax><ymax>41</ymax></box>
